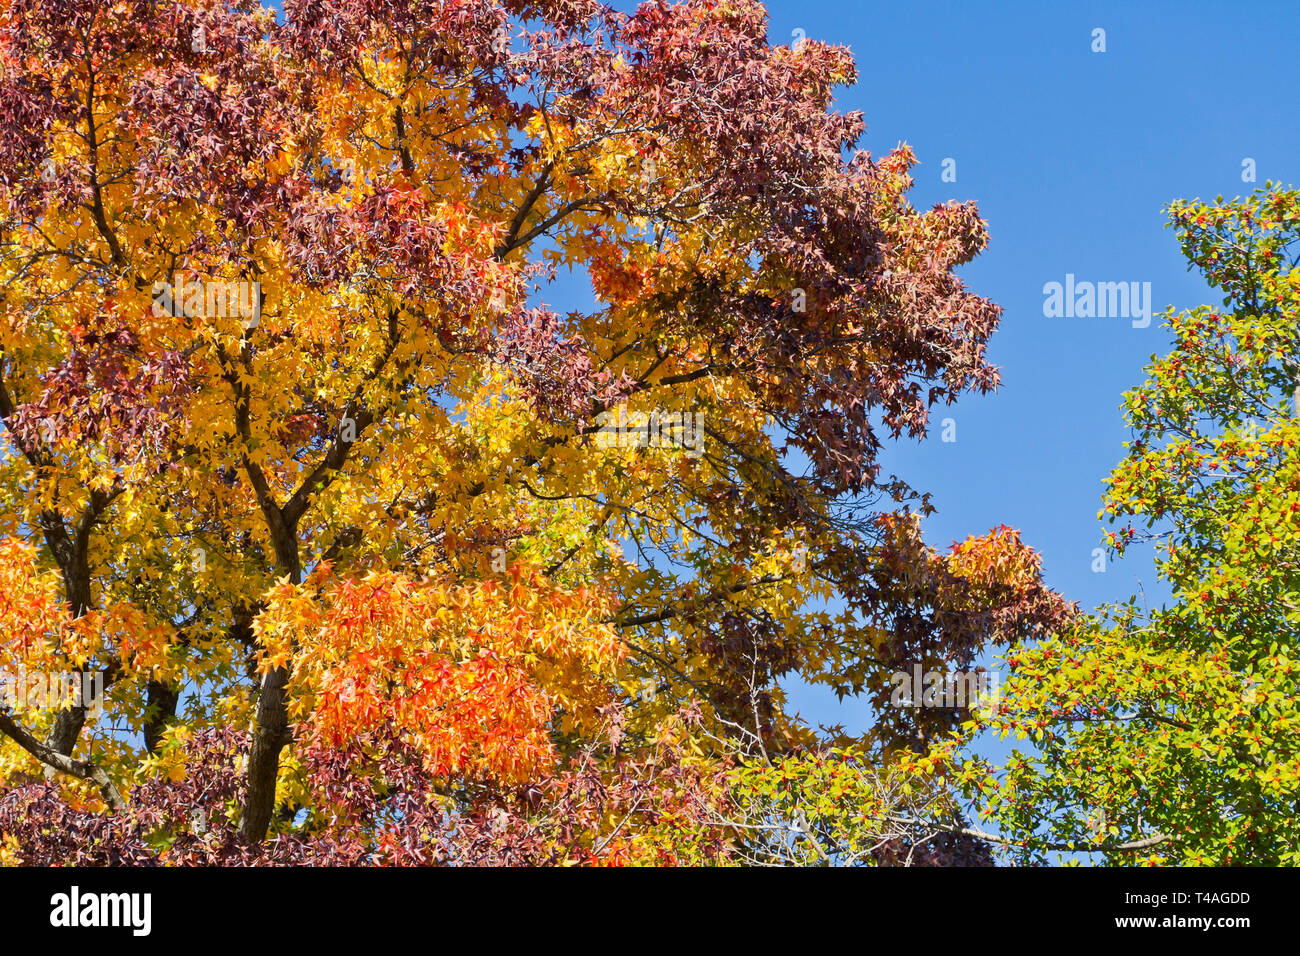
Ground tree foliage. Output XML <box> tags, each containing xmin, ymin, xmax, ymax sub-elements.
<box><xmin>0</xmin><ymin>0</ymin><xmax>1067</xmax><ymax>864</ymax></box>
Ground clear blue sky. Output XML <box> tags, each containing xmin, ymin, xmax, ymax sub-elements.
<box><xmin>578</xmin><ymin>0</ymin><xmax>1300</xmax><ymax>729</ymax></box>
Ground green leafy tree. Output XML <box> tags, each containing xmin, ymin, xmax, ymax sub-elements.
<box><xmin>936</xmin><ymin>185</ymin><xmax>1300</xmax><ymax>865</ymax></box>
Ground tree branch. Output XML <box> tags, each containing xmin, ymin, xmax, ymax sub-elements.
<box><xmin>0</xmin><ymin>710</ymin><xmax>126</xmax><ymax>812</ymax></box>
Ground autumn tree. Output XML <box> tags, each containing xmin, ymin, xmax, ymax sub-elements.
<box><xmin>941</xmin><ymin>186</ymin><xmax>1300</xmax><ymax>865</ymax></box>
<box><xmin>0</xmin><ymin>0</ymin><xmax>1067</xmax><ymax>864</ymax></box>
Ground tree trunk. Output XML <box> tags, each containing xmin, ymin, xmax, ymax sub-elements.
<box><xmin>239</xmin><ymin>518</ymin><xmax>300</xmax><ymax>843</ymax></box>
<box><xmin>240</xmin><ymin>666</ymin><xmax>293</xmax><ymax>843</ymax></box>
<box><xmin>143</xmin><ymin>680</ymin><xmax>181</xmax><ymax>754</ymax></box>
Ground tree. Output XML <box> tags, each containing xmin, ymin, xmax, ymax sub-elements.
<box><xmin>0</xmin><ymin>0</ymin><xmax>1064</xmax><ymax>863</ymax></box>
<box><xmin>942</xmin><ymin>185</ymin><xmax>1300</xmax><ymax>865</ymax></box>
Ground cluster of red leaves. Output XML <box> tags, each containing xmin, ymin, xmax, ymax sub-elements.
<box><xmin>0</xmin><ymin>0</ymin><xmax>285</xmax><ymax>228</ymax></box>
<box><xmin>532</xmin><ymin>0</ymin><xmax>1003</xmax><ymax>493</ymax></box>
<box><xmin>284</xmin><ymin>184</ymin><xmax>458</xmax><ymax>297</ymax></box>
<box><xmin>7</xmin><ymin>326</ymin><xmax>193</xmax><ymax>464</ymax></box>
<box><xmin>281</xmin><ymin>0</ymin><xmax>512</xmax><ymax>81</ymax></box>
<box><xmin>0</xmin><ymin>728</ymin><xmax>419</xmax><ymax>866</ymax></box>
<box><xmin>849</xmin><ymin>517</ymin><xmax>1077</xmax><ymax>748</ymax></box>
<box><xmin>874</xmin><ymin>830</ymin><xmax>995</xmax><ymax>867</ymax></box>
<box><xmin>494</xmin><ymin>307</ymin><xmax>637</xmax><ymax>422</ymax></box>
<box><xmin>865</xmin><ymin>518</ymin><xmax>1075</xmax><ymax>663</ymax></box>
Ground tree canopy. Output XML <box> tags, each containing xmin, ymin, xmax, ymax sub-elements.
<box><xmin>1</xmin><ymin>0</ymin><xmax>1079</xmax><ymax>865</ymax></box>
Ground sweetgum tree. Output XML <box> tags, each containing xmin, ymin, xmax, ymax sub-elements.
<box><xmin>0</xmin><ymin>0</ymin><xmax>1067</xmax><ymax>864</ymax></box>
<box><xmin>939</xmin><ymin>186</ymin><xmax>1300</xmax><ymax>865</ymax></box>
